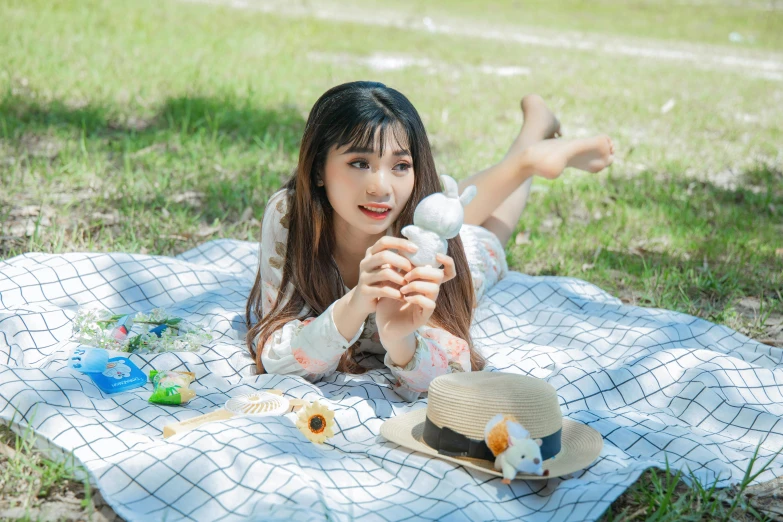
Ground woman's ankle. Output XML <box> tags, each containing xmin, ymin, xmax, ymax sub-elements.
<box><xmin>509</xmin><ymin>147</ymin><xmax>539</xmax><ymax>180</ymax></box>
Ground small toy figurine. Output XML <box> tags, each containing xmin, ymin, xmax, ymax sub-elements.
<box><xmin>484</xmin><ymin>414</ymin><xmax>549</xmax><ymax>483</ymax></box>
<box><xmin>109</xmin><ymin>314</ymin><xmax>134</xmax><ymax>340</ymax></box>
<box><xmin>401</xmin><ymin>175</ymin><xmax>476</xmax><ymax>267</ymax></box>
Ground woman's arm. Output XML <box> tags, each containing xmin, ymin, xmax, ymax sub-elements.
<box><xmin>384</xmin><ymin>326</ymin><xmax>472</xmax><ymax>401</ymax></box>
<box><xmin>333</xmin><ymin>287</ymin><xmax>373</xmax><ymax>344</ymax></box>
<box><xmin>260</xmin><ymin>298</ymin><xmax>364</xmax><ymax>378</ymax></box>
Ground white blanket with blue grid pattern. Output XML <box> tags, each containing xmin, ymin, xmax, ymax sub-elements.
<box><xmin>1</xmin><ymin>239</ymin><xmax>781</xmax><ymax>521</ymax></box>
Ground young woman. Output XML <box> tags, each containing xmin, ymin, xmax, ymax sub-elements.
<box><xmin>245</xmin><ymin>81</ymin><xmax>613</xmax><ymax>401</ymax></box>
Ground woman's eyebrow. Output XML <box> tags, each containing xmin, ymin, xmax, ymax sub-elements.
<box><xmin>341</xmin><ymin>146</ymin><xmax>411</xmax><ymax>157</ymax></box>
<box><xmin>342</xmin><ymin>145</ymin><xmax>375</xmax><ymax>155</ymax></box>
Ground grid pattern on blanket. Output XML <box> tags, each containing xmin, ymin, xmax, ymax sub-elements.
<box><xmin>0</xmin><ymin>239</ymin><xmax>781</xmax><ymax>522</ymax></box>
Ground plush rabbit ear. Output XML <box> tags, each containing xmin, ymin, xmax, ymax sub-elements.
<box><xmin>440</xmin><ymin>175</ymin><xmax>459</xmax><ymax>199</ymax></box>
<box><xmin>459</xmin><ymin>185</ymin><xmax>477</xmax><ymax>207</ymax></box>
<box><xmin>506</xmin><ymin>420</ymin><xmax>531</xmax><ymax>440</ymax></box>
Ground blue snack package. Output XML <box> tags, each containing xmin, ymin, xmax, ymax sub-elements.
<box><xmin>71</xmin><ymin>349</ymin><xmax>147</xmax><ymax>393</ymax></box>
<box><xmin>86</xmin><ymin>356</ymin><xmax>147</xmax><ymax>394</ymax></box>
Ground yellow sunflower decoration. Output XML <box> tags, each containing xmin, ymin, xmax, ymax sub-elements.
<box><xmin>296</xmin><ymin>401</ymin><xmax>336</xmax><ymax>444</ymax></box>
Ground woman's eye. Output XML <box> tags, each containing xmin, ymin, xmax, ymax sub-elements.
<box><xmin>394</xmin><ymin>163</ymin><xmax>411</xmax><ymax>172</ymax></box>
<box><xmin>349</xmin><ymin>160</ymin><xmax>370</xmax><ymax>169</ymax></box>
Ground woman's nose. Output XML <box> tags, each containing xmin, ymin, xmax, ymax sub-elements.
<box><xmin>366</xmin><ymin>168</ymin><xmax>392</xmax><ymax>196</ymax></box>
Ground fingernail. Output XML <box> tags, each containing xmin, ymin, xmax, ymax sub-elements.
<box><xmin>409</xmin><ymin>245</ymin><xmax>418</xmax><ymax>251</ymax></box>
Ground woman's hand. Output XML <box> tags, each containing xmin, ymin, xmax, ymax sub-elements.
<box><xmin>376</xmin><ymin>253</ymin><xmax>456</xmax><ymax>348</ymax></box>
<box><xmin>348</xmin><ymin>236</ymin><xmax>418</xmax><ymax>318</ymax></box>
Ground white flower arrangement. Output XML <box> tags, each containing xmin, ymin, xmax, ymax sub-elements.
<box><xmin>71</xmin><ymin>307</ymin><xmax>214</xmax><ymax>354</ymax></box>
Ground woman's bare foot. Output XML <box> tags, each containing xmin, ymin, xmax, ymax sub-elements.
<box><xmin>522</xmin><ymin>135</ymin><xmax>615</xmax><ymax>180</ymax></box>
<box><xmin>505</xmin><ymin>94</ymin><xmax>561</xmax><ymax>161</ymax></box>
<box><xmin>521</xmin><ymin>94</ymin><xmax>561</xmax><ymax>140</ymax></box>
<box><xmin>566</xmin><ymin>134</ymin><xmax>615</xmax><ymax>173</ymax></box>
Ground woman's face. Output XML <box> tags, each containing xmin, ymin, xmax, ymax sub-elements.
<box><xmin>322</xmin><ymin>128</ymin><xmax>415</xmax><ymax>238</ymax></box>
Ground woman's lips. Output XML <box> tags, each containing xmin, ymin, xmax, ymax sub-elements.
<box><xmin>358</xmin><ymin>205</ymin><xmax>391</xmax><ymax>220</ymax></box>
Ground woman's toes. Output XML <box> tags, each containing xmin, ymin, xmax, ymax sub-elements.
<box><xmin>563</xmin><ymin>135</ymin><xmax>615</xmax><ymax>173</ymax></box>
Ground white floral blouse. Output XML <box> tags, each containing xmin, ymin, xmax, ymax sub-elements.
<box><xmin>256</xmin><ymin>189</ymin><xmax>508</xmax><ymax>401</ymax></box>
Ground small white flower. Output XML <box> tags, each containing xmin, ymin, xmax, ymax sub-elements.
<box><xmin>72</xmin><ymin>306</ymin><xmax>213</xmax><ymax>354</ymax></box>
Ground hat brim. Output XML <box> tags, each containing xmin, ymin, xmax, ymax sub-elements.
<box><xmin>380</xmin><ymin>408</ymin><xmax>602</xmax><ymax>480</ymax></box>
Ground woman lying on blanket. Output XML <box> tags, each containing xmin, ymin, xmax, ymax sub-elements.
<box><xmin>245</xmin><ymin>81</ymin><xmax>614</xmax><ymax>401</ymax></box>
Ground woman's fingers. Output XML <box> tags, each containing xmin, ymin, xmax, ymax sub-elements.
<box><xmin>367</xmin><ymin>236</ymin><xmax>418</xmax><ymax>256</ymax></box>
<box><xmin>366</xmin><ymin>285</ymin><xmax>404</xmax><ymax>301</ymax></box>
<box><xmin>403</xmin><ymin>266</ymin><xmax>444</xmax><ymax>284</ymax></box>
<box><xmin>363</xmin><ymin>249</ymin><xmax>414</xmax><ymax>274</ymax></box>
<box><xmin>365</xmin><ymin>267</ymin><xmax>406</xmax><ymax>286</ymax></box>
<box><xmin>435</xmin><ymin>254</ymin><xmax>456</xmax><ymax>282</ymax></box>
<box><xmin>400</xmin><ymin>281</ymin><xmax>440</xmax><ymax>301</ymax></box>
<box><xmin>403</xmin><ymin>294</ymin><xmax>436</xmax><ymax>314</ymax></box>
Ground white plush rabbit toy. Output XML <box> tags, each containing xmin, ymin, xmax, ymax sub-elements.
<box><xmin>401</xmin><ymin>175</ymin><xmax>477</xmax><ymax>267</ymax></box>
<box><xmin>485</xmin><ymin>414</ymin><xmax>549</xmax><ymax>483</ymax></box>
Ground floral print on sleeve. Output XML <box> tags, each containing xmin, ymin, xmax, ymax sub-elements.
<box><xmin>261</xmin><ymin>302</ymin><xmax>364</xmax><ymax>379</ymax></box>
<box><xmin>384</xmin><ymin>326</ymin><xmax>471</xmax><ymax>401</ymax></box>
<box><xmin>259</xmin><ymin>191</ymin><xmax>290</xmax><ymax>318</ymax></box>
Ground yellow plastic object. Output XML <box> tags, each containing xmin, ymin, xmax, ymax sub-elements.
<box><xmin>163</xmin><ymin>409</ymin><xmax>236</xmax><ymax>438</ymax></box>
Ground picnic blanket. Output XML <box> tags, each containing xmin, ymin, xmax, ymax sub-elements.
<box><xmin>1</xmin><ymin>238</ymin><xmax>781</xmax><ymax>522</ymax></box>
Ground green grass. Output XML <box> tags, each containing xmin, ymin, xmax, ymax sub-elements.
<box><xmin>1</xmin><ymin>0</ymin><xmax>782</xmax><ymax>519</ymax></box>
<box><xmin>512</xmin><ymin>168</ymin><xmax>783</xmax><ymax>334</ymax></box>
<box><xmin>603</xmin><ymin>443</ymin><xmax>782</xmax><ymax>521</ymax></box>
<box><xmin>341</xmin><ymin>0</ymin><xmax>783</xmax><ymax>50</ymax></box>
<box><xmin>0</xmin><ymin>421</ymin><xmax>96</xmax><ymax>520</ymax></box>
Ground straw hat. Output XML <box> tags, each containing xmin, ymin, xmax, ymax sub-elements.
<box><xmin>381</xmin><ymin>372</ymin><xmax>602</xmax><ymax>480</ymax></box>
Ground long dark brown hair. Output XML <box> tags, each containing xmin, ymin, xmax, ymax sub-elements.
<box><xmin>246</xmin><ymin>81</ymin><xmax>483</xmax><ymax>374</ymax></box>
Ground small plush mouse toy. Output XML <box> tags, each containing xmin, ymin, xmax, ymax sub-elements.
<box><xmin>401</xmin><ymin>175</ymin><xmax>476</xmax><ymax>267</ymax></box>
<box><xmin>485</xmin><ymin>414</ymin><xmax>549</xmax><ymax>483</ymax></box>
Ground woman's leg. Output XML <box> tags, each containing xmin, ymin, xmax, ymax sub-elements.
<box><xmin>459</xmin><ymin>95</ymin><xmax>614</xmax><ymax>245</ymax></box>
<box><xmin>459</xmin><ymin>95</ymin><xmax>559</xmax><ymax>239</ymax></box>
<box><xmin>480</xmin><ymin>178</ymin><xmax>534</xmax><ymax>246</ymax></box>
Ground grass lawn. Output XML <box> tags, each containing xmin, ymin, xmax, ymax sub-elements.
<box><xmin>1</xmin><ymin>0</ymin><xmax>782</xmax><ymax>519</ymax></box>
